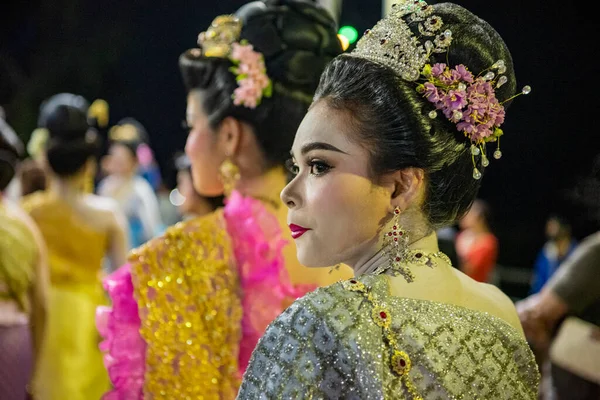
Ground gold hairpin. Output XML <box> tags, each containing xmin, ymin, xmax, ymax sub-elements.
<box><xmin>197</xmin><ymin>15</ymin><xmax>243</xmax><ymax>58</ymax></box>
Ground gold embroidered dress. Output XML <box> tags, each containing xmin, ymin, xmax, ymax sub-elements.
<box><xmin>238</xmin><ymin>272</ymin><xmax>540</xmax><ymax>399</ymax></box>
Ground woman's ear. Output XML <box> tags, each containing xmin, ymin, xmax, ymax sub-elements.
<box><xmin>216</xmin><ymin>116</ymin><xmax>243</xmax><ymax>157</ymax></box>
<box><xmin>390</xmin><ymin>167</ymin><xmax>425</xmax><ymax>211</ymax></box>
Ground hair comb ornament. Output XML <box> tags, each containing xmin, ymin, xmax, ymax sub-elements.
<box><xmin>197</xmin><ymin>15</ymin><xmax>273</xmax><ymax>109</ymax></box>
<box><xmin>351</xmin><ymin>0</ymin><xmax>531</xmax><ymax>179</ymax></box>
<box><xmin>87</xmin><ymin>99</ymin><xmax>109</xmax><ymax>128</ymax></box>
<box><xmin>109</xmin><ymin>124</ymin><xmax>140</xmax><ymax>142</ymax></box>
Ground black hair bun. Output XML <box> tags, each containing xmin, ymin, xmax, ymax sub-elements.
<box><xmin>236</xmin><ymin>0</ymin><xmax>342</xmax><ymax>94</ymax></box>
<box><xmin>433</xmin><ymin>3</ymin><xmax>516</xmax><ymax>105</ymax></box>
<box><xmin>38</xmin><ymin>93</ymin><xmax>90</xmax><ymax>141</ymax></box>
<box><xmin>39</xmin><ymin>93</ymin><xmax>100</xmax><ymax>176</ymax></box>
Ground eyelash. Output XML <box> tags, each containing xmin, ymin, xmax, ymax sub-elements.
<box><xmin>286</xmin><ymin>158</ymin><xmax>332</xmax><ymax>176</ymax></box>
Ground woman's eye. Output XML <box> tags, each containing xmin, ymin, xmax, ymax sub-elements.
<box><xmin>308</xmin><ymin>160</ymin><xmax>331</xmax><ymax>176</ymax></box>
<box><xmin>181</xmin><ymin>120</ymin><xmax>192</xmax><ymax>131</ymax></box>
<box><xmin>285</xmin><ymin>159</ymin><xmax>299</xmax><ymax>175</ymax></box>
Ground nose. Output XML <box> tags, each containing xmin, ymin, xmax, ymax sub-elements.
<box><xmin>280</xmin><ymin>177</ymin><xmax>300</xmax><ymax>209</ymax></box>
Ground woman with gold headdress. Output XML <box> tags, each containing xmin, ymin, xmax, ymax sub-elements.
<box><xmin>238</xmin><ymin>1</ymin><xmax>539</xmax><ymax>398</ymax></box>
<box><xmin>0</xmin><ymin>110</ymin><xmax>49</xmax><ymax>400</ymax></box>
<box><xmin>21</xmin><ymin>93</ymin><xmax>129</xmax><ymax>400</ymax></box>
<box><xmin>96</xmin><ymin>1</ymin><xmax>353</xmax><ymax>398</ymax></box>
<box><xmin>98</xmin><ymin>118</ymin><xmax>163</xmax><ymax>250</ymax></box>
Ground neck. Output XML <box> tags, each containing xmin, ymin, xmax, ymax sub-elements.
<box><xmin>555</xmin><ymin>236</ymin><xmax>572</xmax><ymax>256</ymax></box>
<box><xmin>50</xmin><ymin>176</ymin><xmax>86</xmax><ymax>202</ymax></box>
<box><xmin>235</xmin><ymin>166</ymin><xmax>286</xmax><ymax>208</ymax></box>
<box><xmin>353</xmin><ymin>231</ymin><xmax>440</xmax><ymax>276</ymax></box>
<box><xmin>114</xmin><ymin>170</ymin><xmax>137</xmax><ymax>181</ymax></box>
<box><xmin>469</xmin><ymin>224</ymin><xmax>489</xmax><ymax>235</ymax></box>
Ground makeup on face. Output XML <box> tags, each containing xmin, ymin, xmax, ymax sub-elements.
<box><xmin>281</xmin><ymin>101</ymin><xmax>392</xmax><ymax>268</ymax></box>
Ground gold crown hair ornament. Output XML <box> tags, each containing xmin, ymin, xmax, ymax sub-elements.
<box><xmin>351</xmin><ymin>0</ymin><xmax>531</xmax><ymax>180</ymax></box>
<box><xmin>196</xmin><ymin>15</ymin><xmax>273</xmax><ymax>109</ymax></box>
<box><xmin>198</xmin><ymin>15</ymin><xmax>243</xmax><ymax>58</ymax></box>
<box><xmin>109</xmin><ymin>124</ymin><xmax>140</xmax><ymax>142</ymax></box>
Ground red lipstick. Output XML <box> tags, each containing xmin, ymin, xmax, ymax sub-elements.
<box><xmin>289</xmin><ymin>224</ymin><xmax>310</xmax><ymax>239</ymax></box>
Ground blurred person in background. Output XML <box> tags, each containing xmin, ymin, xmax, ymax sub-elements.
<box><xmin>18</xmin><ymin>159</ymin><xmax>47</xmax><ymax>197</ymax></box>
<box><xmin>455</xmin><ymin>198</ymin><xmax>499</xmax><ymax>283</ymax></box>
<box><xmin>21</xmin><ymin>93</ymin><xmax>128</xmax><ymax>400</ymax></box>
<box><xmin>1</xmin><ymin>106</ymin><xmax>26</xmax><ymax>201</ymax></box>
<box><xmin>155</xmin><ymin>181</ymin><xmax>182</xmax><ymax>227</ymax></box>
<box><xmin>97</xmin><ymin>2</ymin><xmax>353</xmax><ymax>398</ymax></box>
<box><xmin>517</xmin><ymin>155</ymin><xmax>600</xmax><ymax>400</ymax></box>
<box><xmin>97</xmin><ymin>118</ymin><xmax>163</xmax><ymax>248</ymax></box>
<box><xmin>529</xmin><ymin>214</ymin><xmax>577</xmax><ymax>295</ymax></box>
<box><xmin>173</xmin><ymin>152</ymin><xmax>223</xmax><ymax>220</ymax></box>
<box><xmin>0</xmin><ymin>110</ymin><xmax>49</xmax><ymax>400</ymax></box>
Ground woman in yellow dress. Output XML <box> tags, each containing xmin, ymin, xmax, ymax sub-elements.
<box><xmin>22</xmin><ymin>93</ymin><xmax>129</xmax><ymax>400</ymax></box>
<box><xmin>97</xmin><ymin>2</ymin><xmax>353</xmax><ymax>399</ymax></box>
<box><xmin>0</xmin><ymin>110</ymin><xmax>49</xmax><ymax>400</ymax></box>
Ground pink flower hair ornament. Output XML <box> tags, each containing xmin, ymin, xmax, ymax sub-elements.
<box><xmin>197</xmin><ymin>15</ymin><xmax>273</xmax><ymax>110</ymax></box>
<box><xmin>229</xmin><ymin>40</ymin><xmax>273</xmax><ymax>109</ymax></box>
<box><xmin>417</xmin><ymin>60</ymin><xmax>531</xmax><ymax>179</ymax></box>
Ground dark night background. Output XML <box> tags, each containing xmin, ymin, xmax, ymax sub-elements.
<box><xmin>1</xmin><ymin>0</ymin><xmax>597</xmax><ymax>296</ymax></box>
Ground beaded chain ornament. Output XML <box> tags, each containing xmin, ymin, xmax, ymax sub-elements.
<box><xmin>350</xmin><ymin>0</ymin><xmax>531</xmax><ymax>179</ymax></box>
<box><xmin>343</xmin><ymin>278</ymin><xmax>422</xmax><ymax>399</ymax></box>
<box><xmin>374</xmin><ymin>206</ymin><xmax>452</xmax><ymax>282</ymax></box>
<box><xmin>196</xmin><ymin>15</ymin><xmax>273</xmax><ymax>109</ymax></box>
<box><xmin>341</xmin><ymin>206</ymin><xmax>453</xmax><ymax>398</ymax></box>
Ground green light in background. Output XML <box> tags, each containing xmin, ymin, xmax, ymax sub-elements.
<box><xmin>338</xmin><ymin>25</ymin><xmax>359</xmax><ymax>45</ymax></box>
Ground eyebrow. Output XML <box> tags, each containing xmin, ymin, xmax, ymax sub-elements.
<box><xmin>293</xmin><ymin>141</ymin><xmax>349</xmax><ymax>156</ymax></box>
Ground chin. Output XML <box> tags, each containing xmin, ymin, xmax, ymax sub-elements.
<box><xmin>296</xmin><ymin>245</ymin><xmax>335</xmax><ymax>269</ymax></box>
<box><xmin>192</xmin><ymin>177</ymin><xmax>223</xmax><ymax>197</ymax></box>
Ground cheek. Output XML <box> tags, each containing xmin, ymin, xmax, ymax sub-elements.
<box><xmin>185</xmin><ymin>129</ymin><xmax>223</xmax><ymax>196</ymax></box>
<box><xmin>299</xmin><ymin>173</ymin><xmax>388</xmax><ymax>266</ymax></box>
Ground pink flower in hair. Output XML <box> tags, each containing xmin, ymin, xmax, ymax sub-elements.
<box><xmin>442</xmin><ymin>89</ymin><xmax>467</xmax><ymax>111</ymax></box>
<box><xmin>455</xmin><ymin>65</ymin><xmax>474</xmax><ymax>83</ymax></box>
<box><xmin>431</xmin><ymin>63</ymin><xmax>446</xmax><ymax>77</ymax></box>
<box><xmin>419</xmin><ymin>62</ymin><xmax>507</xmax><ymax>146</ymax></box>
<box><xmin>423</xmin><ymin>82</ymin><xmax>440</xmax><ymax>103</ymax></box>
<box><xmin>229</xmin><ymin>41</ymin><xmax>273</xmax><ymax>109</ymax></box>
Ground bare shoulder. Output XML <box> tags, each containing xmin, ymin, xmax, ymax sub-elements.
<box><xmin>458</xmin><ymin>272</ymin><xmax>523</xmax><ymax>334</ymax></box>
<box><xmin>85</xmin><ymin>193</ymin><xmax>122</xmax><ymax>216</ymax></box>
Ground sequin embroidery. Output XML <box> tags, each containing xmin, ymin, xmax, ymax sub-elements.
<box><xmin>238</xmin><ymin>274</ymin><xmax>540</xmax><ymax>399</ymax></box>
<box><xmin>131</xmin><ymin>210</ymin><xmax>242</xmax><ymax>399</ymax></box>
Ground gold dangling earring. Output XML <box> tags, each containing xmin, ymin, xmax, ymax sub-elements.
<box><xmin>375</xmin><ymin>206</ymin><xmax>415</xmax><ymax>282</ymax></box>
<box><xmin>218</xmin><ymin>157</ymin><xmax>240</xmax><ymax>197</ymax></box>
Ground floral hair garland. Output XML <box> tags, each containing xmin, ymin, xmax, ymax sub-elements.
<box><xmin>417</xmin><ymin>61</ymin><xmax>531</xmax><ymax>178</ymax></box>
<box><xmin>351</xmin><ymin>0</ymin><xmax>531</xmax><ymax>180</ymax></box>
<box><xmin>197</xmin><ymin>15</ymin><xmax>273</xmax><ymax>110</ymax></box>
<box><xmin>229</xmin><ymin>40</ymin><xmax>273</xmax><ymax>109</ymax></box>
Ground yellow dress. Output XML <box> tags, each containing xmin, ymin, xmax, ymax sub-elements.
<box><xmin>22</xmin><ymin>192</ymin><xmax>110</xmax><ymax>400</ymax></box>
